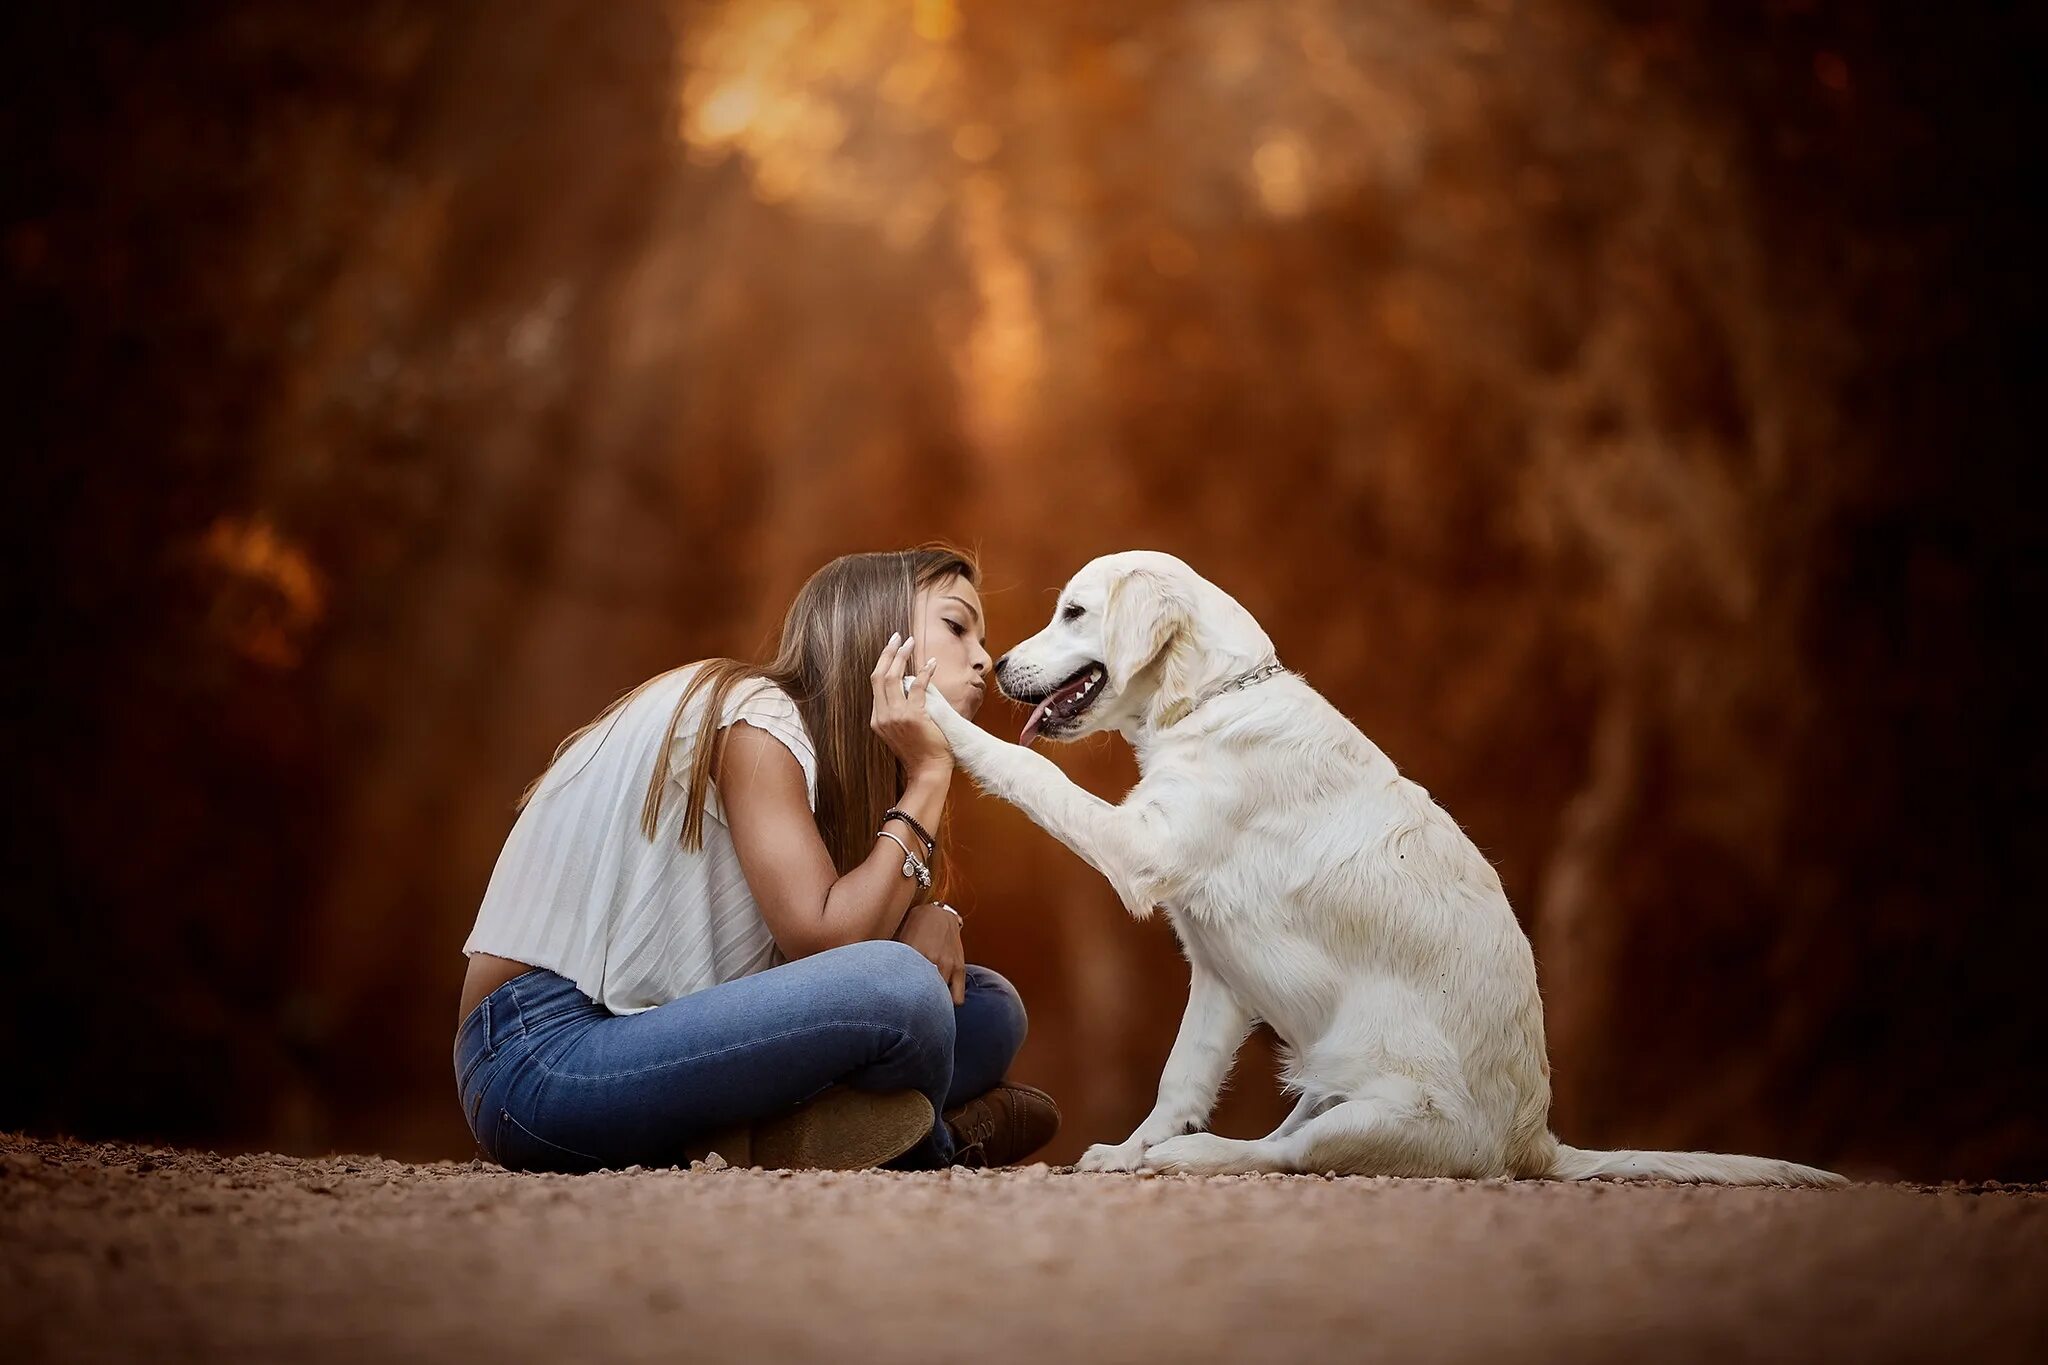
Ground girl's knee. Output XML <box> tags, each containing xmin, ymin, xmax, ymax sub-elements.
<box><xmin>963</xmin><ymin>965</ymin><xmax>1028</xmax><ymax>1051</ymax></box>
<box><xmin>839</xmin><ymin>939</ymin><xmax>954</xmax><ymax>1032</ymax></box>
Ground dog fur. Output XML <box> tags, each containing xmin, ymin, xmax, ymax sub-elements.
<box><xmin>924</xmin><ymin>551</ymin><xmax>1842</xmax><ymax>1185</ymax></box>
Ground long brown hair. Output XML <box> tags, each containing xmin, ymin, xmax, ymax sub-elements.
<box><xmin>521</xmin><ymin>544</ymin><xmax>978</xmax><ymax>879</ymax></box>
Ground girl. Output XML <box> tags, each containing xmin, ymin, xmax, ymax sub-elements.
<box><xmin>453</xmin><ymin>546</ymin><xmax>1058</xmax><ymax>1171</ymax></box>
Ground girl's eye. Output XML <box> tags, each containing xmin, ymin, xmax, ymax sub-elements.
<box><xmin>945</xmin><ymin>619</ymin><xmax>966</xmax><ymax>636</ymax></box>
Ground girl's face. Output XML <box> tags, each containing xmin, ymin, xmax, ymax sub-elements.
<box><xmin>912</xmin><ymin>573</ymin><xmax>992</xmax><ymax>720</ymax></box>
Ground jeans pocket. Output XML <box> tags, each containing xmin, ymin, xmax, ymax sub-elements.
<box><xmin>493</xmin><ymin>1107</ymin><xmax>607</xmax><ymax>1174</ymax></box>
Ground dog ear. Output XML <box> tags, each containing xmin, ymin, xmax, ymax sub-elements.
<box><xmin>1102</xmin><ymin>569</ymin><xmax>1195</xmax><ymax>722</ymax></box>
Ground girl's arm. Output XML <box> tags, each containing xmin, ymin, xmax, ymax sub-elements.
<box><xmin>717</xmin><ymin>633</ymin><xmax>955</xmax><ymax>960</ymax></box>
<box><xmin>717</xmin><ymin>728</ymin><xmax>948</xmax><ymax>957</ymax></box>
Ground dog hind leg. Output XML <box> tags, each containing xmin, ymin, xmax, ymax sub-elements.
<box><xmin>1274</xmin><ymin>1076</ymin><xmax>1492</xmax><ymax>1177</ymax></box>
<box><xmin>1265</xmin><ymin>1092</ymin><xmax>1325</xmax><ymax>1142</ymax></box>
<box><xmin>1144</xmin><ymin>1078</ymin><xmax>1483</xmax><ymax>1177</ymax></box>
<box><xmin>1138</xmin><ymin>1130</ymin><xmax>1293</xmax><ymax>1175</ymax></box>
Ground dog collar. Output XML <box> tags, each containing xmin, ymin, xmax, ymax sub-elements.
<box><xmin>1160</xmin><ymin>658</ymin><xmax>1287</xmax><ymax>728</ymax></box>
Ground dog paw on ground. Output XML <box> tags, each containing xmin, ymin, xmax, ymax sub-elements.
<box><xmin>1076</xmin><ymin>1140</ymin><xmax>1149</xmax><ymax>1172</ymax></box>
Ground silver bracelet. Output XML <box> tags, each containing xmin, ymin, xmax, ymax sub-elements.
<box><xmin>876</xmin><ymin>828</ymin><xmax>932</xmax><ymax>891</ymax></box>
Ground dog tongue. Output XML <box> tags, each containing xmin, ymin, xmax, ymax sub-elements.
<box><xmin>1019</xmin><ymin>700</ymin><xmax>1052</xmax><ymax>746</ymax></box>
<box><xmin>1020</xmin><ymin>671</ymin><xmax>1095</xmax><ymax>745</ymax></box>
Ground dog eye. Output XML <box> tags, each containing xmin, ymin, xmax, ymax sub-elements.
<box><xmin>1061</xmin><ymin>603</ymin><xmax>1085</xmax><ymax>621</ymax></box>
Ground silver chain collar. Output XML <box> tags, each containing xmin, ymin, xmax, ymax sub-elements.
<box><xmin>1162</xmin><ymin>657</ymin><xmax>1288</xmax><ymax>728</ymax></box>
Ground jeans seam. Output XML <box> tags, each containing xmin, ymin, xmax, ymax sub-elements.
<box><xmin>454</xmin><ymin>999</ymin><xmax>495</xmax><ymax>1091</ymax></box>
<box><xmin>544</xmin><ymin>1018</ymin><xmax>933</xmax><ymax>1084</ymax></box>
<box><xmin>499</xmin><ymin>1107</ymin><xmax>605</xmax><ymax>1166</ymax></box>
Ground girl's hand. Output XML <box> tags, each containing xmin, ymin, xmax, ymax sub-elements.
<box><xmin>895</xmin><ymin>901</ymin><xmax>967</xmax><ymax>1005</ymax></box>
<box><xmin>869</xmin><ymin>632</ymin><xmax>953</xmax><ymax>780</ymax></box>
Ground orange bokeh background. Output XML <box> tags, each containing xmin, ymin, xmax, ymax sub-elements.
<box><xmin>4</xmin><ymin>0</ymin><xmax>2042</xmax><ymax>1176</ymax></box>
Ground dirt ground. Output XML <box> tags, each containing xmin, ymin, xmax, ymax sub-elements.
<box><xmin>3</xmin><ymin>1132</ymin><xmax>2043</xmax><ymax>1364</ymax></box>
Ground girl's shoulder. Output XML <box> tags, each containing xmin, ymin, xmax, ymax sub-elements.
<box><xmin>680</xmin><ymin>665</ymin><xmax>818</xmax><ymax>812</ymax></box>
<box><xmin>708</xmin><ymin>671</ymin><xmax>809</xmax><ymax>743</ymax></box>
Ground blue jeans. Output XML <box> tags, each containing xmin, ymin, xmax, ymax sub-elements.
<box><xmin>453</xmin><ymin>939</ymin><xmax>1027</xmax><ymax>1171</ymax></box>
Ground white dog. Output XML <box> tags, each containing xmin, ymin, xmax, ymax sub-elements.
<box><xmin>924</xmin><ymin>551</ymin><xmax>1842</xmax><ymax>1185</ymax></box>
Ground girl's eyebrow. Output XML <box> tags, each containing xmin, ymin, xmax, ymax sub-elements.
<box><xmin>944</xmin><ymin>594</ymin><xmax>983</xmax><ymax>627</ymax></box>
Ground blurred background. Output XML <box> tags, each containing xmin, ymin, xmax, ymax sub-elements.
<box><xmin>3</xmin><ymin>0</ymin><xmax>2042</xmax><ymax>1177</ymax></box>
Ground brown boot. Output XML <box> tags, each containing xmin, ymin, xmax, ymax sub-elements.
<box><xmin>684</xmin><ymin>1086</ymin><xmax>933</xmax><ymax>1171</ymax></box>
<box><xmin>942</xmin><ymin>1082</ymin><xmax>1060</xmax><ymax>1168</ymax></box>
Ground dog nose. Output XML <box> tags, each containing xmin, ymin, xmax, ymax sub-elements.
<box><xmin>993</xmin><ymin>653</ymin><xmax>1009</xmax><ymax>676</ymax></box>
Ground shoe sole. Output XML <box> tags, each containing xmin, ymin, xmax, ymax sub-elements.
<box><xmin>740</xmin><ymin>1087</ymin><xmax>934</xmax><ymax>1172</ymax></box>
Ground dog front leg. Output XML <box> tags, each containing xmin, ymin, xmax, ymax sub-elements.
<box><xmin>927</xmin><ymin>686</ymin><xmax>1160</xmax><ymax>912</ymax></box>
<box><xmin>1077</xmin><ymin>966</ymin><xmax>1250</xmax><ymax>1172</ymax></box>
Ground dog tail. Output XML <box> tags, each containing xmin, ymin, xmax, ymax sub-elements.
<box><xmin>1546</xmin><ymin>1139</ymin><xmax>1845</xmax><ymax>1188</ymax></box>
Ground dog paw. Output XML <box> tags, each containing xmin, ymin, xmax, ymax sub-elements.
<box><xmin>1139</xmin><ymin>1132</ymin><xmax>1255</xmax><ymax>1176</ymax></box>
<box><xmin>1077</xmin><ymin>1140</ymin><xmax>1149</xmax><ymax>1173</ymax></box>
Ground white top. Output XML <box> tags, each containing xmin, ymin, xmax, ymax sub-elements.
<box><xmin>464</xmin><ymin>664</ymin><xmax>819</xmax><ymax>1015</ymax></box>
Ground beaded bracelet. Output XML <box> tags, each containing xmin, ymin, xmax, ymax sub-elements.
<box><xmin>881</xmin><ymin>807</ymin><xmax>936</xmax><ymax>858</ymax></box>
